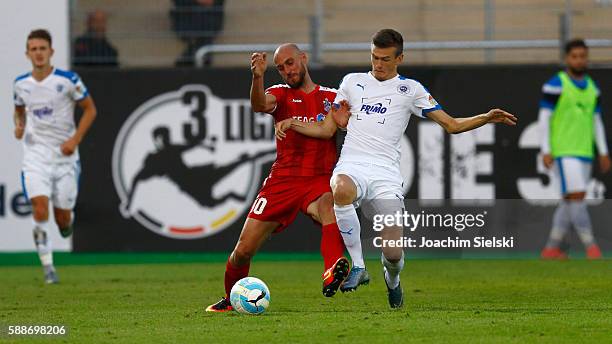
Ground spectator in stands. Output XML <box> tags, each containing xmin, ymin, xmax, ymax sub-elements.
<box><xmin>171</xmin><ymin>0</ymin><xmax>225</xmax><ymax>66</ymax></box>
<box><xmin>73</xmin><ymin>10</ymin><xmax>119</xmax><ymax>67</ymax></box>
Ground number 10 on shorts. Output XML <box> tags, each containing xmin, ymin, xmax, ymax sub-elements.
<box><xmin>250</xmin><ymin>197</ymin><xmax>267</xmax><ymax>215</ymax></box>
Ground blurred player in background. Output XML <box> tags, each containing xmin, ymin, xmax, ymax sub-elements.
<box><xmin>276</xmin><ymin>29</ymin><xmax>516</xmax><ymax>308</ymax></box>
<box><xmin>206</xmin><ymin>44</ymin><xmax>350</xmax><ymax>312</ymax></box>
<box><xmin>13</xmin><ymin>29</ymin><xmax>97</xmax><ymax>284</ymax></box>
<box><xmin>539</xmin><ymin>39</ymin><xmax>609</xmax><ymax>260</ymax></box>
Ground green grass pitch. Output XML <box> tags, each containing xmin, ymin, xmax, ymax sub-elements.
<box><xmin>1</xmin><ymin>257</ymin><xmax>612</xmax><ymax>343</ymax></box>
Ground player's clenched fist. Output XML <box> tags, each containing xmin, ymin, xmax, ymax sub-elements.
<box><xmin>542</xmin><ymin>154</ymin><xmax>554</xmax><ymax>169</ymax></box>
<box><xmin>60</xmin><ymin>137</ymin><xmax>78</xmax><ymax>156</ymax></box>
<box><xmin>251</xmin><ymin>52</ymin><xmax>267</xmax><ymax>78</ymax></box>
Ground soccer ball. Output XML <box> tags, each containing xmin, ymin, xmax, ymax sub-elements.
<box><xmin>229</xmin><ymin>277</ymin><xmax>270</xmax><ymax>315</ymax></box>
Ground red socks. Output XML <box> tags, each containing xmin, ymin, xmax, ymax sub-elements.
<box><xmin>224</xmin><ymin>258</ymin><xmax>250</xmax><ymax>298</ymax></box>
<box><xmin>321</xmin><ymin>223</ymin><xmax>345</xmax><ymax>270</ymax></box>
<box><xmin>223</xmin><ymin>222</ymin><xmax>343</xmax><ymax>297</ymax></box>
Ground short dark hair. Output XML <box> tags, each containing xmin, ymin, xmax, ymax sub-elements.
<box><xmin>564</xmin><ymin>38</ymin><xmax>587</xmax><ymax>55</ymax></box>
<box><xmin>27</xmin><ymin>29</ymin><xmax>52</xmax><ymax>48</ymax></box>
<box><xmin>372</xmin><ymin>29</ymin><xmax>403</xmax><ymax>56</ymax></box>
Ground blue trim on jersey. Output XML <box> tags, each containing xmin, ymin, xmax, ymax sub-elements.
<box><xmin>544</xmin><ymin>75</ymin><xmax>562</xmax><ymax>89</ymax></box>
<box><xmin>541</xmin><ymin>74</ymin><xmax>594</xmax><ymax>111</ymax></box>
<box><xmin>14</xmin><ymin>92</ymin><xmax>24</xmax><ymax>106</ymax></box>
<box><xmin>556</xmin><ymin>158</ymin><xmax>567</xmax><ymax>195</ymax></box>
<box><xmin>421</xmin><ymin>81</ymin><xmax>441</xmax><ymax>117</ymax></box>
<box><xmin>75</xmin><ymin>160</ymin><xmax>82</xmax><ymax>193</ymax></box>
<box><xmin>545</xmin><ymin>73</ymin><xmax>590</xmax><ymax>90</ymax></box>
<box><xmin>76</xmin><ymin>90</ymin><xmax>90</xmax><ymax>102</ymax></box>
<box><xmin>539</xmin><ymin>99</ymin><xmax>556</xmax><ymax>110</ymax></box>
<box><xmin>558</xmin><ymin>155</ymin><xmax>593</xmax><ymax>162</ymax></box>
<box><xmin>540</xmin><ymin>75</ymin><xmax>562</xmax><ymax>110</ymax></box>
<box><xmin>54</xmin><ymin>68</ymin><xmax>79</xmax><ymax>84</ymax></box>
<box><xmin>14</xmin><ymin>72</ymin><xmax>31</xmax><ymax>83</ymax></box>
<box><xmin>571</xmin><ymin>77</ymin><xmax>588</xmax><ymax>90</ymax></box>
<box><xmin>422</xmin><ymin>105</ymin><xmax>442</xmax><ymax>115</ymax></box>
<box><xmin>21</xmin><ymin>171</ymin><xmax>30</xmax><ymax>201</ymax></box>
<box><xmin>398</xmin><ymin>75</ymin><xmax>408</xmax><ymax>80</ymax></box>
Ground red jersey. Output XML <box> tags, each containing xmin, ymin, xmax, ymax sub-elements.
<box><xmin>265</xmin><ymin>84</ymin><xmax>337</xmax><ymax>177</ymax></box>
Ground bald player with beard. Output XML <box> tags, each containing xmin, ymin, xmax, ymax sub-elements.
<box><xmin>206</xmin><ymin>44</ymin><xmax>351</xmax><ymax>312</ymax></box>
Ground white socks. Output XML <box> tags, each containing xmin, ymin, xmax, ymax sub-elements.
<box><xmin>547</xmin><ymin>201</ymin><xmax>570</xmax><ymax>248</ymax></box>
<box><xmin>568</xmin><ymin>201</ymin><xmax>596</xmax><ymax>247</ymax></box>
<box><xmin>33</xmin><ymin>220</ymin><xmax>53</xmax><ymax>267</ymax></box>
<box><xmin>334</xmin><ymin>203</ymin><xmax>365</xmax><ymax>268</ymax></box>
<box><xmin>382</xmin><ymin>251</ymin><xmax>404</xmax><ymax>289</ymax></box>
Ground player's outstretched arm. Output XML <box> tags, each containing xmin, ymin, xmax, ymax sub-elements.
<box><xmin>427</xmin><ymin>108</ymin><xmax>517</xmax><ymax>134</ymax></box>
<box><xmin>250</xmin><ymin>52</ymin><xmax>277</xmax><ymax>113</ymax></box>
<box><xmin>275</xmin><ymin>100</ymin><xmax>350</xmax><ymax>140</ymax></box>
<box><xmin>61</xmin><ymin>96</ymin><xmax>97</xmax><ymax>156</ymax></box>
<box><xmin>13</xmin><ymin>106</ymin><xmax>26</xmax><ymax>140</ymax></box>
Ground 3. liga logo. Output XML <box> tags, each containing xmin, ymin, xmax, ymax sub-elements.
<box><xmin>112</xmin><ymin>85</ymin><xmax>276</xmax><ymax>239</ymax></box>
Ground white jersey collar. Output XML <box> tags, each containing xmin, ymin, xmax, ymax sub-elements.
<box><xmin>32</xmin><ymin>67</ymin><xmax>56</xmax><ymax>84</ymax></box>
<box><xmin>367</xmin><ymin>71</ymin><xmax>399</xmax><ymax>85</ymax></box>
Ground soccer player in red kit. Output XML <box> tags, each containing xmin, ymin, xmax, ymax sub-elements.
<box><xmin>206</xmin><ymin>43</ymin><xmax>350</xmax><ymax>312</ymax></box>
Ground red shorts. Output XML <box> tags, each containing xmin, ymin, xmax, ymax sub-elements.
<box><xmin>247</xmin><ymin>174</ymin><xmax>332</xmax><ymax>233</ymax></box>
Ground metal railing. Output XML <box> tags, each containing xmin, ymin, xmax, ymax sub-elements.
<box><xmin>70</xmin><ymin>0</ymin><xmax>612</xmax><ymax>68</ymax></box>
<box><xmin>195</xmin><ymin>39</ymin><xmax>612</xmax><ymax>68</ymax></box>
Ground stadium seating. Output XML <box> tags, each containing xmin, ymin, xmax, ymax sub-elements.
<box><xmin>72</xmin><ymin>0</ymin><xmax>612</xmax><ymax>67</ymax></box>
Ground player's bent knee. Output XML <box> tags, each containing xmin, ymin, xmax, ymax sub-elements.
<box><xmin>564</xmin><ymin>192</ymin><xmax>586</xmax><ymax>200</ymax></box>
<box><xmin>30</xmin><ymin>197</ymin><xmax>50</xmax><ymax>222</ymax></box>
<box><xmin>317</xmin><ymin>192</ymin><xmax>333</xmax><ymax>207</ymax></box>
<box><xmin>232</xmin><ymin>246</ymin><xmax>256</xmax><ymax>266</ymax></box>
<box><xmin>55</xmin><ymin>215</ymin><xmax>71</xmax><ymax>229</ymax></box>
<box><xmin>382</xmin><ymin>248</ymin><xmax>403</xmax><ymax>263</ymax></box>
<box><xmin>316</xmin><ymin>193</ymin><xmax>335</xmax><ymax>222</ymax></box>
<box><xmin>54</xmin><ymin>208</ymin><xmax>72</xmax><ymax>227</ymax></box>
<box><xmin>32</xmin><ymin>204</ymin><xmax>49</xmax><ymax>222</ymax></box>
<box><xmin>331</xmin><ymin>176</ymin><xmax>356</xmax><ymax>205</ymax></box>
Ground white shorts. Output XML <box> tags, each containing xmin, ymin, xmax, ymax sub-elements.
<box><xmin>332</xmin><ymin>161</ymin><xmax>405</xmax><ymax>215</ymax></box>
<box><xmin>554</xmin><ymin>157</ymin><xmax>591</xmax><ymax>195</ymax></box>
<box><xmin>21</xmin><ymin>160</ymin><xmax>81</xmax><ymax>209</ymax></box>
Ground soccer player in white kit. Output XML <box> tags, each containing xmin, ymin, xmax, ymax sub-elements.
<box><xmin>275</xmin><ymin>29</ymin><xmax>517</xmax><ymax>308</ymax></box>
<box><xmin>13</xmin><ymin>29</ymin><xmax>97</xmax><ymax>284</ymax></box>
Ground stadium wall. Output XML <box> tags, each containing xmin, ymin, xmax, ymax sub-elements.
<box><xmin>69</xmin><ymin>66</ymin><xmax>612</xmax><ymax>254</ymax></box>
<box><xmin>0</xmin><ymin>0</ymin><xmax>71</xmax><ymax>252</ymax></box>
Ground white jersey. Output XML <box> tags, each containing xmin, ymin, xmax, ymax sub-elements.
<box><xmin>13</xmin><ymin>68</ymin><xmax>89</xmax><ymax>164</ymax></box>
<box><xmin>334</xmin><ymin>72</ymin><xmax>441</xmax><ymax>168</ymax></box>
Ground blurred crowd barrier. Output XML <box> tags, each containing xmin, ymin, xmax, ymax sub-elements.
<box><xmin>71</xmin><ymin>0</ymin><xmax>612</xmax><ymax>68</ymax></box>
